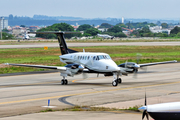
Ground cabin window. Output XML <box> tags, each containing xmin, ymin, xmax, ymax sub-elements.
<box><xmin>93</xmin><ymin>56</ymin><xmax>96</xmax><ymax>60</ymax></box>
<box><xmin>96</xmin><ymin>56</ymin><xmax>100</xmax><ymax>60</ymax></box>
<box><xmin>88</xmin><ymin>56</ymin><xmax>90</xmax><ymax>60</ymax></box>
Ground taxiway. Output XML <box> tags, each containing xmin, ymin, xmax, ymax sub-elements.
<box><xmin>0</xmin><ymin>63</ymin><xmax>180</xmax><ymax>119</ymax></box>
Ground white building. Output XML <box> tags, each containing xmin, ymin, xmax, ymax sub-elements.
<box><xmin>149</xmin><ymin>25</ymin><xmax>171</xmax><ymax>35</ymax></box>
<box><xmin>0</xmin><ymin>17</ymin><xmax>8</xmax><ymax>31</ymax></box>
<box><xmin>122</xmin><ymin>17</ymin><xmax>124</xmax><ymax>24</ymax></box>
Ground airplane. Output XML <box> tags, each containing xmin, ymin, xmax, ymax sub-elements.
<box><xmin>97</xmin><ymin>34</ymin><xmax>114</xmax><ymax>39</ymax></box>
<box><xmin>4</xmin><ymin>31</ymin><xmax>177</xmax><ymax>87</ymax></box>
<box><xmin>23</xmin><ymin>34</ymin><xmax>30</xmax><ymax>40</ymax></box>
<box><xmin>139</xmin><ymin>93</ymin><xmax>180</xmax><ymax>120</ymax></box>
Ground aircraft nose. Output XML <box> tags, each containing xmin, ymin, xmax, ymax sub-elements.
<box><xmin>109</xmin><ymin>65</ymin><xmax>119</xmax><ymax>71</ymax></box>
<box><xmin>138</xmin><ymin>106</ymin><xmax>147</xmax><ymax>111</ymax></box>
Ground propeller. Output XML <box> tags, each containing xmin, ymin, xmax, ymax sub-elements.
<box><xmin>82</xmin><ymin>72</ymin><xmax>88</xmax><ymax>79</ymax></box>
<box><xmin>136</xmin><ymin>53</ymin><xmax>142</xmax><ymax>64</ymax></box>
<box><xmin>142</xmin><ymin>92</ymin><xmax>149</xmax><ymax>120</ymax></box>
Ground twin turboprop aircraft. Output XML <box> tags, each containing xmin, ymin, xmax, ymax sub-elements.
<box><xmin>5</xmin><ymin>31</ymin><xmax>177</xmax><ymax>86</ymax></box>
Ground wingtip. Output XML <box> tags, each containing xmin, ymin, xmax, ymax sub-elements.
<box><xmin>4</xmin><ymin>63</ymin><xmax>9</xmax><ymax>65</ymax></box>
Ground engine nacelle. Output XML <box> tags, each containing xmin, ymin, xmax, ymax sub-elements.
<box><xmin>65</xmin><ymin>64</ymin><xmax>84</xmax><ymax>75</ymax></box>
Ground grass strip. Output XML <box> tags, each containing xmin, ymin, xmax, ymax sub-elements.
<box><xmin>0</xmin><ymin>46</ymin><xmax>179</xmax><ymax>74</ymax></box>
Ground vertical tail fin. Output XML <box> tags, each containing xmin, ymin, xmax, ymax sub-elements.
<box><xmin>56</xmin><ymin>33</ymin><xmax>69</xmax><ymax>55</ymax></box>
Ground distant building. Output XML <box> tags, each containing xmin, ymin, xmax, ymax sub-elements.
<box><xmin>29</xmin><ymin>26</ymin><xmax>40</xmax><ymax>31</ymax></box>
<box><xmin>0</xmin><ymin>17</ymin><xmax>8</xmax><ymax>31</ymax></box>
<box><xmin>149</xmin><ymin>25</ymin><xmax>171</xmax><ymax>35</ymax></box>
<box><xmin>98</xmin><ymin>28</ymin><xmax>108</xmax><ymax>32</ymax></box>
<box><xmin>122</xmin><ymin>17</ymin><xmax>124</xmax><ymax>24</ymax></box>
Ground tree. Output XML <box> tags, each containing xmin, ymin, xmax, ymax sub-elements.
<box><xmin>1</xmin><ymin>32</ymin><xmax>14</xmax><ymax>40</ymax></box>
<box><xmin>107</xmin><ymin>26</ymin><xmax>122</xmax><ymax>33</ymax></box>
<box><xmin>139</xmin><ymin>26</ymin><xmax>151</xmax><ymax>34</ymax></box>
<box><xmin>2</xmin><ymin>28</ymin><xmax>9</xmax><ymax>32</ymax></box>
<box><xmin>161</xmin><ymin>23</ymin><xmax>168</xmax><ymax>29</ymax></box>
<box><xmin>170</xmin><ymin>26</ymin><xmax>180</xmax><ymax>34</ymax></box>
<box><xmin>176</xmin><ymin>32</ymin><xmax>180</xmax><ymax>37</ymax></box>
<box><xmin>84</xmin><ymin>28</ymin><xmax>101</xmax><ymax>36</ymax></box>
<box><xmin>76</xmin><ymin>24</ymin><xmax>92</xmax><ymax>31</ymax></box>
<box><xmin>131</xmin><ymin>30</ymin><xmax>140</xmax><ymax>37</ymax></box>
<box><xmin>99</xmin><ymin>23</ymin><xmax>113</xmax><ymax>28</ymax></box>
<box><xmin>36</xmin><ymin>23</ymin><xmax>74</xmax><ymax>39</ymax></box>
<box><xmin>114</xmin><ymin>32</ymin><xmax>127</xmax><ymax>37</ymax></box>
<box><xmin>20</xmin><ymin>25</ymin><xmax>26</xmax><ymax>27</ymax></box>
<box><xmin>116</xmin><ymin>23</ymin><xmax>127</xmax><ymax>28</ymax></box>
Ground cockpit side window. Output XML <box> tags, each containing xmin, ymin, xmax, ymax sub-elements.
<box><xmin>96</xmin><ymin>56</ymin><xmax>99</xmax><ymax>60</ymax></box>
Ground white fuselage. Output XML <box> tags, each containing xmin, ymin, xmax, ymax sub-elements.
<box><xmin>140</xmin><ymin>102</ymin><xmax>180</xmax><ymax>113</ymax></box>
<box><xmin>59</xmin><ymin>52</ymin><xmax>120</xmax><ymax>73</ymax></box>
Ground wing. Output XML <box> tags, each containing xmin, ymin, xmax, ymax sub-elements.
<box><xmin>4</xmin><ymin>63</ymin><xmax>67</xmax><ymax>71</ymax></box>
<box><xmin>139</xmin><ymin>60</ymin><xmax>177</xmax><ymax>67</ymax></box>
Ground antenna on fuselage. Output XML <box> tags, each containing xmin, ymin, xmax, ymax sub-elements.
<box><xmin>83</xmin><ymin>49</ymin><xmax>85</xmax><ymax>53</ymax></box>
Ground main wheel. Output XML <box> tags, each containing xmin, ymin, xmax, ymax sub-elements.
<box><xmin>61</xmin><ymin>79</ymin><xmax>65</xmax><ymax>85</ymax></box>
<box><xmin>112</xmin><ymin>80</ymin><xmax>118</xmax><ymax>87</ymax></box>
<box><xmin>118</xmin><ymin>78</ymin><xmax>122</xmax><ymax>83</ymax></box>
<box><xmin>64</xmin><ymin>79</ymin><xmax>68</xmax><ymax>85</ymax></box>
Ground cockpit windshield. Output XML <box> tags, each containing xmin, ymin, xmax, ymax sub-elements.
<box><xmin>96</xmin><ymin>55</ymin><xmax>111</xmax><ymax>60</ymax></box>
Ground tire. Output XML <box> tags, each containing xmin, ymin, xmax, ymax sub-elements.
<box><xmin>64</xmin><ymin>79</ymin><xmax>68</xmax><ymax>85</ymax></box>
<box><xmin>118</xmin><ymin>78</ymin><xmax>122</xmax><ymax>83</ymax></box>
<box><xmin>61</xmin><ymin>79</ymin><xmax>65</xmax><ymax>85</ymax></box>
<box><xmin>112</xmin><ymin>80</ymin><xmax>118</xmax><ymax>87</ymax></box>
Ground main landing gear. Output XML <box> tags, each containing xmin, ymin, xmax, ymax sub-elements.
<box><xmin>112</xmin><ymin>78</ymin><xmax>122</xmax><ymax>87</ymax></box>
<box><xmin>61</xmin><ymin>77</ymin><xmax>68</xmax><ymax>85</ymax></box>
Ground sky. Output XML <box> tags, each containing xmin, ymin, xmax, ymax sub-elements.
<box><xmin>0</xmin><ymin>0</ymin><xmax>180</xmax><ymax>19</ymax></box>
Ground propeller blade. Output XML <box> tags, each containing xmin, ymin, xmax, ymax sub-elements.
<box><xmin>141</xmin><ymin>66</ymin><xmax>147</xmax><ymax>72</ymax></box>
<box><xmin>125</xmin><ymin>60</ymin><xmax>128</xmax><ymax>68</ymax></box>
<box><xmin>142</xmin><ymin>110</ymin><xmax>146</xmax><ymax>120</ymax></box>
<box><xmin>133</xmin><ymin>68</ymin><xmax>139</xmax><ymax>79</ymax></box>
<box><xmin>146</xmin><ymin>112</ymin><xmax>149</xmax><ymax>120</ymax></box>
<box><xmin>136</xmin><ymin>53</ymin><xmax>142</xmax><ymax>64</ymax></box>
<box><xmin>145</xmin><ymin>92</ymin><xmax>147</xmax><ymax>106</ymax></box>
<box><xmin>83</xmin><ymin>73</ymin><xmax>88</xmax><ymax>79</ymax></box>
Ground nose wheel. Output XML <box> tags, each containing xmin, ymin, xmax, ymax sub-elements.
<box><xmin>61</xmin><ymin>79</ymin><xmax>68</xmax><ymax>85</ymax></box>
<box><xmin>112</xmin><ymin>79</ymin><xmax>118</xmax><ymax>86</ymax></box>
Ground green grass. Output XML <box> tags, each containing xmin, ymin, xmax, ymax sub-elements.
<box><xmin>124</xmin><ymin>105</ymin><xmax>142</xmax><ymax>112</ymax></box>
<box><xmin>40</xmin><ymin>105</ymin><xmax>142</xmax><ymax>113</ymax></box>
<box><xmin>0</xmin><ymin>46</ymin><xmax>180</xmax><ymax>74</ymax></box>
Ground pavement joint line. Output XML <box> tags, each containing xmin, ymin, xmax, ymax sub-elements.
<box><xmin>1</xmin><ymin>80</ymin><xmax>180</xmax><ymax>105</ymax></box>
